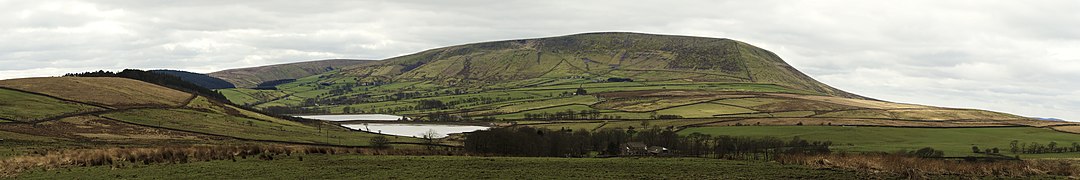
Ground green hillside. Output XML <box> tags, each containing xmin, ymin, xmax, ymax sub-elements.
<box><xmin>338</xmin><ymin>32</ymin><xmax>861</xmax><ymax>99</ymax></box>
<box><xmin>221</xmin><ymin>32</ymin><xmax>1042</xmax><ymax>128</ymax></box>
<box><xmin>209</xmin><ymin>59</ymin><xmax>373</xmax><ymax>88</ymax></box>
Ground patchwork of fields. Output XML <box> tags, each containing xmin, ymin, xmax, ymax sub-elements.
<box><xmin>224</xmin><ymin>76</ymin><xmax>1035</xmax><ymax>129</ymax></box>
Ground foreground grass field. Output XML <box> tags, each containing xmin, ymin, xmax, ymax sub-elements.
<box><xmin>0</xmin><ymin>88</ymin><xmax>101</xmax><ymax>122</ymax></box>
<box><xmin>11</xmin><ymin>155</ymin><xmax>884</xmax><ymax>179</ymax></box>
<box><xmin>680</xmin><ymin>126</ymin><xmax>1080</xmax><ymax>158</ymax></box>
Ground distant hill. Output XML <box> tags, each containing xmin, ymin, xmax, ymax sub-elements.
<box><xmin>1034</xmin><ymin>117</ymin><xmax>1067</xmax><ymax>122</ymax></box>
<box><xmin>209</xmin><ymin>59</ymin><xmax>373</xmax><ymax>88</ymax></box>
<box><xmin>215</xmin><ymin>32</ymin><xmax>1059</xmax><ymax>129</ymax></box>
<box><xmin>339</xmin><ymin>32</ymin><xmax>864</xmax><ymax>99</ymax></box>
<box><xmin>150</xmin><ymin>70</ymin><xmax>235</xmax><ymax>89</ymax></box>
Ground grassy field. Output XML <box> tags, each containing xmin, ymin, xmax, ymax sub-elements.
<box><xmin>679</xmin><ymin>126</ymin><xmax>1080</xmax><ymax>158</ymax></box>
<box><xmin>100</xmin><ymin>109</ymin><xmax>401</xmax><ymax>146</ymax></box>
<box><xmin>491</xmin><ymin>95</ymin><xmax>598</xmax><ymax>113</ymax></box>
<box><xmin>0</xmin><ymin>88</ymin><xmax>101</xmax><ymax>122</ymax></box>
<box><xmin>526</xmin><ymin>122</ymin><xmax>605</xmax><ymax>131</ymax></box>
<box><xmin>217</xmin><ymin>89</ymin><xmax>288</xmax><ymax>106</ymax></box>
<box><xmin>10</xmin><ymin>155</ymin><xmax>881</xmax><ymax>179</ymax></box>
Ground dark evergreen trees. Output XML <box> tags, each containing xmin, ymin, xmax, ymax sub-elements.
<box><xmin>64</xmin><ymin>69</ymin><xmax>227</xmax><ymax>101</ymax></box>
<box><xmin>464</xmin><ymin>126</ymin><xmax>831</xmax><ymax>159</ymax></box>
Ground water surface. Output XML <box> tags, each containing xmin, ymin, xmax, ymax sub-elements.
<box><xmin>296</xmin><ymin>114</ymin><xmax>403</xmax><ymax>121</ymax></box>
<box><xmin>342</xmin><ymin>123</ymin><xmax>489</xmax><ymax>138</ymax></box>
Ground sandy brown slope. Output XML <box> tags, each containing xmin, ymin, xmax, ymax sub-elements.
<box><xmin>0</xmin><ymin>77</ymin><xmax>192</xmax><ymax>108</ymax></box>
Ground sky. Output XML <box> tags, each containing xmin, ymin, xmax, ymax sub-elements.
<box><xmin>1</xmin><ymin>0</ymin><xmax>1078</xmax><ymax>121</ymax></box>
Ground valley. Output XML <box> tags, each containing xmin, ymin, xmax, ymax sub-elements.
<box><xmin>2</xmin><ymin>32</ymin><xmax>1079</xmax><ymax>179</ymax></box>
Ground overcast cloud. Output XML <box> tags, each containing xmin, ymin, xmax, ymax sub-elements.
<box><xmin>1</xmin><ymin>0</ymin><xmax>1077</xmax><ymax>120</ymax></box>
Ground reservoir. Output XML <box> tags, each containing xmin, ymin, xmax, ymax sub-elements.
<box><xmin>341</xmin><ymin>123</ymin><xmax>489</xmax><ymax>138</ymax></box>
<box><xmin>297</xmin><ymin>114</ymin><xmax>490</xmax><ymax>138</ymax></box>
<box><xmin>295</xmin><ymin>114</ymin><xmax>403</xmax><ymax>121</ymax></box>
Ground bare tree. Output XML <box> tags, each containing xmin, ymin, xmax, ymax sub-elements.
<box><xmin>420</xmin><ymin>129</ymin><xmax>441</xmax><ymax>150</ymax></box>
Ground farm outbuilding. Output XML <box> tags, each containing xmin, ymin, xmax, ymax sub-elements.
<box><xmin>620</xmin><ymin>142</ymin><xmax>648</xmax><ymax>156</ymax></box>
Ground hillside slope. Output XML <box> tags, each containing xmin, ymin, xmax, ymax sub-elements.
<box><xmin>209</xmin><ymin>59</ymin><xmax>373</xmax><ymax>88</ymax></box>
<box><xmin>218</xmin><ymin>32</ymin><xmax>1062</xmax><ymax>129</ymax></box>
<box><xmin>341</xmin><ymin>32</ymin><xmax>862</xmax><ymax>99</ymax></box>
<box><xmin>0</xmin><ymin>77</ymin><xmax>398</xmax><ymax>148</ymax></box>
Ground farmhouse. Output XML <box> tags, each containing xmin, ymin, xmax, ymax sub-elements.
<box><xmin>647</xmin><ymin>146</ymin><xmax>669</xmax><ymax>155</ymax></box>
<box><xmin>620</xmin><ymin>142</ymin><xmax>648</xmax><ymax>155</ymax></box>
<box><xmin>620</xmin><ymin>142</ymin><xmax>671</xmax><ymax>156</ymax></box>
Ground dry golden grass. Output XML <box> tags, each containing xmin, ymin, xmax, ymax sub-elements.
<box><xmin>592</xmin><ymin>90</ymin><xmax>755</xmax><ymax>112</ymax></box>
<box><xmin>0</xmin><ymin>77</ymin><xmax>191</xmax><ymax>108</ymax></box>
<box><xmin>886</xmin><ymin>109</ymin><xmax>1027</xmax><ymax>121</ymax></box>
<box><xmin>1009</xmin><ymin>121</ymin><xmax>1080</xmax><ymax>128</ymax></box>
<box><xmin>814</xmin><ymin>109</ymin><xmax>895</xmax><ymax>119</ymax></box>
<box><xmin>702</xmin><ymin>118</ymin><xmax>1015</xmax><ymax>127</ymax></box>
<box><xmin>749</xmin><ymin>100</ymin><xmax>858</xmax><ymax>112</ymax></box>
<box><xmin>778</xmin><ymin>153</ymin><xmax>1079</xmax><ymax>178</ymax></box>
<box><xmin>1051</xmin><ymin>125</ymin><xmax>1080</xmax><ymax>134</ymax></box>
<box><xmin>768</xmin><ymin>93</ymin><xmax>929</xmax><ymax>109</ymax></box>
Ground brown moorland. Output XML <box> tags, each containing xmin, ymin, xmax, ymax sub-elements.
<box><xmin>0</xmin><ymin>77</ymin><xmax>192</xmax><ymax>108</ymax></box>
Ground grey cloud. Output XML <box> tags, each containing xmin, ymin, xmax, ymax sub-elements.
<box><xmin>1</xmin><ymin>0</ymin><xmax>1078</xmax><ymax>120</ymax></box>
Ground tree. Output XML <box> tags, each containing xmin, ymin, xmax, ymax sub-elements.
<box><xmin>370</xmin><ymin>136</ymin><xmax>390</xmax><ymax>149</ymax></box>
<box><xmin>416</xmin><ymin>100</ymin><xmax>446</xmax><ymax>110</ymax></box>
<box><xmin>910</xmin><ymin>147</ymin><xmax>944</xmax><ymax>158</ymax></box>
<box><xmin>1010</xmin><ymin>140</ymin><xmax>1020</xmax><ymax>154</ymax></box>
<box><xmin>1048</xmin><ymin>141</ymin><xmax>1059</xmax><ymax>153</ymax></box>
<box><xmin>575</xmin><ymin>88</ymin><xmax>587</xmax><ymax>95</ymax></box>
<box><xmin>971</xmin><ymin>146</ymin><xmax>980</xmax><ymax>153</ymax></box>
<box><xmin>420</xmin><ymin>129</ymin><xmax>441</xmax><ymax>150</ymax></box>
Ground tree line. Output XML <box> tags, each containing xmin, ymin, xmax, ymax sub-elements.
<box><xmin>463</xmin><ymin>126</ymin><xmax>831</xmax><ymax>160</ymax></box>
<box><xmin>263</xmin><ymin>106</ymin><xmax>329</xmax><ymax>115</ymax></box>
<box><xmin>522</xmin><ymin>109</ymin><xmax>604</xmax><ymax>120</ymax></box>
<box><xmin>64</xmin><ymin>69</ymin><xmax>227</xmax><ymax>101</ymax></box>
<box><xmin>1009</xmin><ymin>140</ymin><xmax>1080</xmax><ymax>154</ymax></box>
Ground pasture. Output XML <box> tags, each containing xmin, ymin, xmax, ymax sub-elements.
<box><xmin>679</xmin><ymin>126</ymin><xmax>1080</xmax><ymax>158</ymax></box>
<box><xmin>0</xmin><ymin>88</ymin><xmax>101</xmax><ymax>122</ymax></box>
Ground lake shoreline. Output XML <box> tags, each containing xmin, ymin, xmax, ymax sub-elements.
<box><xmin>296</xmin><ymin>114</ymin><xmax>492</xmax><ymax>138</ymax></box>
<box><xmin>331</xmin><ymin>120</ymin><xmax>494</xmax><ymax>127</ymax></box>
